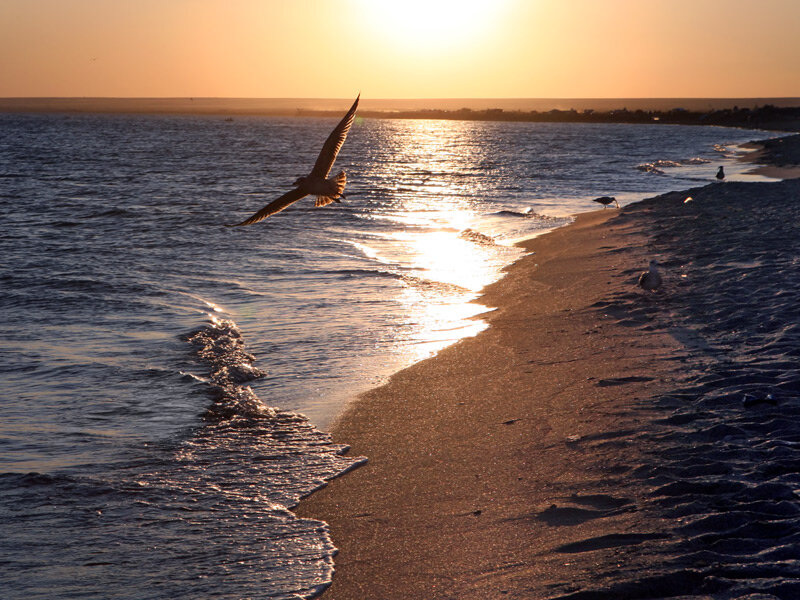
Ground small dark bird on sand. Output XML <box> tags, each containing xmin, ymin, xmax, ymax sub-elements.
<box><xmin>638</xmin><ymin>260</ymin><xmax>662</xmax><ymax>291</ymax></box>
<box><xmin>593</xmin><ymin>196</ymin><xmax>619</xmax><ymax>209</ymax></box>
<box><xmin>228</xmin><ymin>95</ymin><xmax>359</xmax><ymax>226</ymax></box>
<box><xmin>716</xmin><ymin>166</ymin><xmax>725</xmax><ymax>181</ymax></box>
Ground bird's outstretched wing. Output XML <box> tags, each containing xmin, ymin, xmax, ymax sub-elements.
<box><xmin>226</xmin><ymin>188</ymin><xmax>308</xmax><ymax>227</ymax></box>
<box><xmin>310</xmin><ymin>94</ymin><xmax>359</xmax><ymax>179</ymax></box>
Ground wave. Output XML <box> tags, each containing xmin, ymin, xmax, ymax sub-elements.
<box><xmin>636</xmin><ymin>164</ymin><xmax>665</xmax><ymax>174</ymax></box>
<box><xmin>0</xmin><ymin>315</ymin><xmax>371</xmax><ymax>600</ymax></box>
<box><xmin>399</xmin><ymin>273</ymin><xmax>473</xmax><ymax>295</ymax></box>
<box><xmin>493</xmin><ymin>208</ymin><xmax>566</xmax><ymax>221</ymax></box>
<box><xmin>319</xmin><ymin>267</ymin><xmax>473</xmax><ymax>295</ymax></box>
<box><xmin>492</xmin><ymin>209</ymin><xmax>573</xmax><ymax>235</ymax></box>
<box><xmin>459</xmin><ymin>228</ymin><xmax>496</xmax><ymax>245</ymax></box>
<box><xmin>186</xmin><ymin>316</ymin><xmax>270</xmax><ymax>420</ymax></box>
<box><xmin>323</xmin><ymin>267</ymin><xmax>407</xmax><ymax>280</ymax></box>
<box><xmin>636</xmin><ymin>157</ymin><xmax>713</xmax><ymax>174</ymax></box>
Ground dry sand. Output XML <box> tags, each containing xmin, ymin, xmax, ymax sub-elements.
<box><xmin>297</xmin><ymin>210</ymin><xmax>687</xmax><ymax>599</ymax></box>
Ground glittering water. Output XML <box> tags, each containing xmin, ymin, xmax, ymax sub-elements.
<box><xmin>0</xmin><ymin>112</ymin><xmax>778</xmax><ymax>598</ymax></box>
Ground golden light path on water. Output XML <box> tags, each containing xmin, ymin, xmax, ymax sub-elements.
<box><xmin>390</xmin><ymin>229</ymin><xmax>496</xmax><ymax>364</ymax></box>
<box><xmin>357</xmin><ymin>119</ymin><xmax>519</xmax><ymax>366</ymax></box>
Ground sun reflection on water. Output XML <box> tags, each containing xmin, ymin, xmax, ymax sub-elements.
<box><xmin>357</xmin><ymin>119</ymin><xmax>518</xmax><ymax>363</ymax></box>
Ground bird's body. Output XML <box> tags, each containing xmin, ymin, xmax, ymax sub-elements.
<box><xmin>298</xmin><ymin>171</ymin><xmax>348</xmax><ymax>206</ymax></box>
<box><xmin>228</xmin><ymin>95</ymin><xmax>359</xmax><ymax>226</ymax></box>
<box><xmin>716</xmin><ymin>166</ymin><xmax>725</xmax><ymax>181</ymax></box>
<box><xmin>593</xmin><ymin>196</ymin><xmax>619</xmax><ymax>209</ymax></box>
<box><xmin>638</xmin><ymin>260</ymin><xmax>662</xmax><ymax>291</ymax></box>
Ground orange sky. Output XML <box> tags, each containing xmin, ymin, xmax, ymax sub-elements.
<box><xmin>1</xmin><ymin>0</ymin><xmax>798</xmax><ymax>98</ymax></box>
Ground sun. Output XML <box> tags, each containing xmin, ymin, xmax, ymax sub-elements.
<box><xmin>353</xmin><ymin>0</ymin><xmax>509</xmax><ymax>56</ymax></box>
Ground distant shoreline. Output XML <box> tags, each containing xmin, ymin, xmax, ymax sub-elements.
<box><xmin>1</xmin><ymin>97</ymin><xmax>799</xmax><ymax>131</ymax></box>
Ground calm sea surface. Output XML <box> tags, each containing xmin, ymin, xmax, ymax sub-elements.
<box><xmin>0</xmin><ymin>113</ymin><xmax>778</xmax><ymax>598</ymax></box>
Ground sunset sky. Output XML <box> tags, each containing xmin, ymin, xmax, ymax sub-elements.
<box><xmin>1</xmin><ymin>0</ymin><xmax>799</xmax><ymax>99</ymax></box>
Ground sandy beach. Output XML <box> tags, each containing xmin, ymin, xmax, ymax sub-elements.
<box><xmin>743</xmin><ymin>134</ymin><xmax>800</xmax><ymax>179</ymax></box>
<box><xmin>298</xmin><ymin>137</ymin><xmax>800</xmax><ymax>599</ymax></box>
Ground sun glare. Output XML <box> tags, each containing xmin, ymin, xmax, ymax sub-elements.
<box><xmin>354</xmin><ymin>0</ymin><xmax>508</xmax><ymax>55</ymax></box>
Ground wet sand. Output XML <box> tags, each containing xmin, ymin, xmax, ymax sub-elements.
<box><xmin>299</xmin><ymin>140</ymin><xmax>800</xmax><ymax>599</ymax></box>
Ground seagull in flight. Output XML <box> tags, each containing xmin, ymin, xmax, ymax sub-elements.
<box><xmin>228</xmin><ymin>94</ymin><xmax>360</xmax><ymax>227</ymax></box>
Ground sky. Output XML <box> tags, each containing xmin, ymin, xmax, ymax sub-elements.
<box><xmin>1</xmin><ymin>0</ymin><xmax>799</xmax><ymax>99</ymax></box>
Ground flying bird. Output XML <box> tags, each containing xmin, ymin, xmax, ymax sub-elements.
<box><xmin>638</xmin><ymin>260</ymin><xmax>662</xmax><ymax>291</ymax></box>
<box><xmin>228</xmin><ymin>94</ymin><xmax>360</xmax><ymax>227</ymax></box>
<box><xmin>716</xmin><ymin>166</ymin><xmax>725</xmax><ymax>181</ymax></box>
<box><xmin>593</xmin><ymin>196</ymin><xmax>619</xmax><ymax>209</ymax></box>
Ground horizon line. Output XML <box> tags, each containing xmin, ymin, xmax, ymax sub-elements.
<box><xmin>3</xmin><ymin>95</ymin><xmax>800</xmax><ymax>100</ymax></box>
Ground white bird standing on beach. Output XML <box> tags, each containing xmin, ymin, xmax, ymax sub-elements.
<box><xmin>227</xmin><ymin>94</ymin><xmax>360</xmax><ymax>226</ymax></box>
<box><xmin>716</xmin><ymin>166</ymin><xmax>725</xmax><ymax>181</ymax></box>
<box><xmin>638</xmin><ymin>260</ymin><xmax>662</xmax><ymax>291</ymax></box>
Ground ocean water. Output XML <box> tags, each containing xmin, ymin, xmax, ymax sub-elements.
<box><xmin>0</xmin><ymin>112</ymin><xmax>780</xmax><ymax>598</ymax></box>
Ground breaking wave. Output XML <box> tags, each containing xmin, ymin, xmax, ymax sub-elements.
<box><xmin>637</xmin><ymin>157</ymin><xmax>712</xmax><ymax>174</ymax></box>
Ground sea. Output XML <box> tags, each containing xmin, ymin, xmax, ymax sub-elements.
<box><xmin>0</xmin><ymin>112</ymin><xmax>783</xmax><ymax>599</ymax></box>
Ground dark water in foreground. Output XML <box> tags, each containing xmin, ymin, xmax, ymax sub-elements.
<box><xmin>0</xmin><ymin>113</ymin><xmax>780</xmax><ymax>598</ymax></box>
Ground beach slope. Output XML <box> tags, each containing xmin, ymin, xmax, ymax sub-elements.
<box><xmin>298</xmin><ymin>209</ymin><xmax>686</xmax><ymax>599</ymax></box>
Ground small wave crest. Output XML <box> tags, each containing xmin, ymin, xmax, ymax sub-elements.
<box><xmin>712</xmin><ymin>143</ymin><xmax>740</xmax><ymax>157</ymax></box>
<box><xmin>636</xmin><ymin>157</ymin><xmax>712</xmax><ymax>174</ymax></box>
<box><xmin>459</xmin><ymin>228</ymin><xmax>496</xmax><ymax>245</ymax></box>
<box><xmin>494</xmin><ymin>208</ymin><xmax>567</xmax><ymax>222</ymax></box>
<box><xmin>399</xmin><ymin>273</ymin><xmax>473</xmax><ymax>295</ymax></box>
<box><xmin>186</xmin><ymin>316</ymin><xmax>271</xmax><ymax>420</ymax></box>
<box><xmin>324</xmin><ymin>267</ymin><xmax>406</xmax><ymax>280</ymax></box>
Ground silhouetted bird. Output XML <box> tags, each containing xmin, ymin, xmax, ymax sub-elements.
<box><xmin>638</xmin><ymin>260</ymin><xmax>662</xmax><ymax>291</ymax></box>
<box><xmin>593</xmin><ymin>196</ymin><xmax>619</xmax><ymax>209</ymax></box>
<box><xmin>228</xmin><ymin>95</ymin><xmax>359</xmax><ymax>226</ymax></box>
<box><xmin>716</xmin><ymin>166</ymin><xmax>725</xmax><ymax>181</ymax></box>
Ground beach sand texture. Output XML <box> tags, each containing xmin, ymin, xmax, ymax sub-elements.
<box><xmin>299</xmin><ymin>142</ymin><xmax>800</xmax><ymax>598</ymax></box>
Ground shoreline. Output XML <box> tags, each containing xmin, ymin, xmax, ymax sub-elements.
<box><xmin>741</xmin><ymin>133</ymin><xmax>800</xmax><ymax>178</ymax></box>
<box><xmin>297</xmin><ymin>139</ymin><xmax>800</xmax><ymax>598</ymax></box>
<box><xmin>297</xmin><ymin>208</ymin><xmax>687</xmax><ymax>598</ymax></box>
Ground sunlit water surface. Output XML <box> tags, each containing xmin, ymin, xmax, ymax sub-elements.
<box><xmin>0</xmin><ymin>113</ymin><xmax>779</xmax><ymax>598</ymax></box>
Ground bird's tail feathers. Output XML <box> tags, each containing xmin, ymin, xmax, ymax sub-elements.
<box><xmin>315</xmin><ymin>196</ymin><xmax>337</xmax><ymax>207</ymax></box>
<box><xmin>315</xmin><ymin>171</ymin><xmax>347</xmax><ymax>207</ymax></box>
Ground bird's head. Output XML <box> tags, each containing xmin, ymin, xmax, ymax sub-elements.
<box><xmin>649</xmin><ymin>259</ymin><xmax>659</xmax><ymax>269</ymax></box>
<box><xmin>293</xmin><ymin>176</ymin><xmax>306</xmax><ymax>187</ymax></box>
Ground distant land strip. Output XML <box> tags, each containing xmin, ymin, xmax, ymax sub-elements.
<box><xmin>1</xmin><ymin>97</ymin><xmax>798</xmax><ymax>131</ymax></box>
<box><xmin>317</xmin><ymin>105</ymin><xmax>800</xmax><ymax>132</ymax></box>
